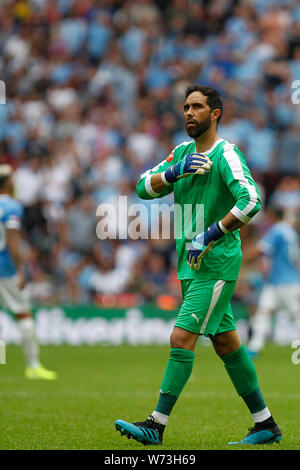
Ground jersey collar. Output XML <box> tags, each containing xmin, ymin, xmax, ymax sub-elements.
<box><xmin>198</xmin><ymin>138</ymin><xmax>225</xmax><ymax>155</ymax></box>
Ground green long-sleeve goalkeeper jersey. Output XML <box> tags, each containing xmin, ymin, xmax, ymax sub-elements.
<box><xmin>136</xmin><ymin>138</ymin><xmax>261</xmax><ymax>281</ymax></box>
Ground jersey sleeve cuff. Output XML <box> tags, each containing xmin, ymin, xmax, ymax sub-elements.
<box><xmin>161</xmin><ymin>171</ymin><xmax>172</xmax><ymax>186</ymax></box>
<box><xmin>230</xmin><ymin>206</ymin><xmax>251</xmax><ymax>224</ymax></box>
<box><xmin>145</xmin><ymin>175</ymin><xmax>160</xmax><ymax>197</ymax></box>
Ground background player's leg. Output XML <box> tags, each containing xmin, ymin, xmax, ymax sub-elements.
<box><xmin>279</xmin><ymin>284</ymin><xmax>300</xmax><ymax>332</ymax></box>
<box><xmin>0</xmin><ymin>278</ymin><xmax>41</xmax><ymax>371</ymax></box>
<box><xmin>247</xmin><ymin>286</ymin><xmax>275</xmax><ymax>356</ymax></box>
<box><xmin>151</xmin><ymin>327</ymin><xmax>198</xmax><ymax>426</ymax></box>
<box><xmin>15</xmin><ymin>312</ymin><xmax>57</xmax><ymax>380</ymax></box>
<box><xmin>247</xmin><ymin>307</ymin><xmax>272</xmax><ymax>356</ymax></box>
<box><xmin>0</xmin><ymin>277</ymin><xmax>57</xmax><ymax>380</ymax></box>
<box><xmin>16</xmin><ymin>312</ymin><xmax>40</xmax><ymax>369</ymax></box>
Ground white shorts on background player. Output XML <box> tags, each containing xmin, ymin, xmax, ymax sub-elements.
<box><xmin>257</xmin><ymin>283</ymin><xmax>300</xmax><ymax>316</ymax></box>
<box><xmin>0</xmin><ymin>275</ymin><xmax>31</xmax><ymax>314</ymax></box>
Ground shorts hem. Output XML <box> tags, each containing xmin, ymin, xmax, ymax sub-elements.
<box><xmin>206</xmin><ymin>326</ymin><xmax>237</xmax><ymax>338</ymax></box>
<box><xmin>174</xmin><ymin>323</ymin><xmax>201</xmax><ymax>336</ymax></box>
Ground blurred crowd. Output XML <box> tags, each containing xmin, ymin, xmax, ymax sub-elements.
<box><xmin>0</xmin><ymin>0</ymin><xmax>299</xmax><ymax>309</ymax></box>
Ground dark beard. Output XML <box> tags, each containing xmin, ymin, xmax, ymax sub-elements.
<box><xmin>186</xmin><ymin>115</ymin><xmax>212</xmax><ymax>138</ymax></box>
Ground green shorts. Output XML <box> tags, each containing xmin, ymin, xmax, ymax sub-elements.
<box><xmin>174</xmin><ymin>278</ymin><xmax>237</xmax><ymax>337</ymax></box>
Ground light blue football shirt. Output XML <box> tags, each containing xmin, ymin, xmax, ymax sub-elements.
<box><xmin>259</xmin><ymin>221</ymin><xmax>300</xmax><ymax>285</ymax></box>
<box><xmin>0</xmin><ymin>195</ymin><xmax>23</xmax><ymax>278</ymax></box>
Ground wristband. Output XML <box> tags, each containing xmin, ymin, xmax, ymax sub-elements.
<box><xmin>161</xmin><ymin>171</ymin><xmax>172</xmax><ymax>186</ymax></box>
<box><xmin>217</xmin><ymin>220</ymin><xmax>229</xmax><ymax>234</ymax></box>
<box><xmin>205</xmin><ymin>222</ymin><xmax>225</xmax><ymax>244</ymax></box>
<box><xmin>164</xmin><ymin>165</ymin><xmax>178</xmax><ymax>184</ymax></box>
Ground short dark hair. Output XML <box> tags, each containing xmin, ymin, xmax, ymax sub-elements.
<box><xmin>185</xmin><ymin>85</ymin><xmax>223</xmax><ymax>123</ymax></box>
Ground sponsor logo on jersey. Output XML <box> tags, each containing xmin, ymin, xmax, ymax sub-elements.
<box><xmin>166</xmin><ymin>152</ymin><xmax>174</xmax><ymax>162</ymax></box>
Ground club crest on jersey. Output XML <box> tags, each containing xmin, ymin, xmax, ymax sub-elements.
<box><xmin>166</xmin><ymin>152</ymin><xmax>174</xmax><ymax>162</ymax></box>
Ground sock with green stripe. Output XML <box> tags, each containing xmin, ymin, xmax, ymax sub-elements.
<box><xmin>151</xmin><ymin>347</ymin><xmax>195</xmax><ymax>426</ymax></box>
<box><xmin>221</xmin><ymin>343</ymin><xmax>271</xmax><ymax>423</ymax></box>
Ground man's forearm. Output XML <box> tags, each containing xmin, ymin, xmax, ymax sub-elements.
<box><xmin>149</xmin><ymin>173</ymin><xmax>170</xmax><ymax>194</ymax></box>
<box><xmin>219</xmin><ymin>212</ymin><xmax>246</xmax><ymax>233</ymax></box>
<box><xmin>188</xmin><ymin>211</ymin><xmax>249</xmax><ymax>271</ymax></box>
<box><xmin>8</xmin><ymin>245</ymin><xmax>23</xmax><ymax>271</ymax></box>
<box><xmin>7</xmin><ymin>230</ymin><xmax>23</xmax><ymax>271</ymax></box>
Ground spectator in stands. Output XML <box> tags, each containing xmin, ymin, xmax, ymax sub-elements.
<box><xmin>0</xmin><ymin>0</ymin><xmax>298</xmax><ymax>308</ymax></box>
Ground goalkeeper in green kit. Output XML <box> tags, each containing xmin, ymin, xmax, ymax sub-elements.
<box><xmin>115</xmin><ymin>85</ymin><xmax>282</xmax><ymax>446</ymax></box>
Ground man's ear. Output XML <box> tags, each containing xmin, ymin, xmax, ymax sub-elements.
<box><xmin>211</xmin><ymin>108</ymin><xmax>221</xmax><ymax>122</ymax></box>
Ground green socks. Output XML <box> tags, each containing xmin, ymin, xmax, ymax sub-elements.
<box><xmin>151</xmin><ymin>343</ymin><xmax>271</xmax><ymax>427</ymax></box>
<box><xmin>221</xmin><ymin>343</ymin><xmax>271</xmax><ymax>422</ymax></box>
<box><xmin>152</xmin><ymin>348</ymin><xmax>194</xmax><ymax>425</ymax></box>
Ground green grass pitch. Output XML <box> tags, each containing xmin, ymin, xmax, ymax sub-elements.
<box><xmin>0</xmin><ymin>343</ymin><xmax>299</xmax><ymax>450</ymax></box>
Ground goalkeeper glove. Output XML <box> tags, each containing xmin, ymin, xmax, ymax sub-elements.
<box><xmin>187</xmin><ymin>222</ymin><xmax>225</xmax><ymax>271</ymax></box>
<box><xmin>164</xmin><ymin>153</ymin><xmax>212</xmax><ymax>184</ymax></box>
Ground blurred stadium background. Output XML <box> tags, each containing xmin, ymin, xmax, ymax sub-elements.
<box><xmin>0</xmin><ymin>0</ymin><xmax>300</xmax><ymax>347</ymax></box>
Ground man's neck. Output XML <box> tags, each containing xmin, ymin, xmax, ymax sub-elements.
<box><xmin>194</xmin><ymin>129</ymin><xmax>220</xmax><ymax>153</ymax></box>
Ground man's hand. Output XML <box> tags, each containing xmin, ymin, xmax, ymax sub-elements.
<box><xmin>187</xmin><ymin>222</ymin><xmax>224</xmax><ymax>271</ymax></box>
<box><xmin>164</xmin><ymin>153</ymin><xmax>212</xmax><ymax>184</ymax></box>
